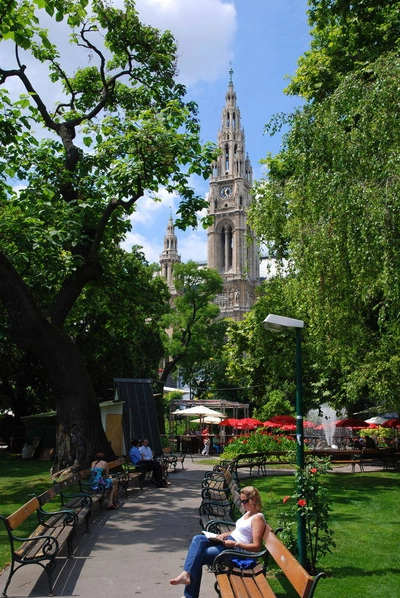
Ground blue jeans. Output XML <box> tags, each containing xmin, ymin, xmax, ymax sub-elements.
<box><xmin>182</xmin><ymin>534</ymin><xmax>233</xmax><ymax>598</ymax></box>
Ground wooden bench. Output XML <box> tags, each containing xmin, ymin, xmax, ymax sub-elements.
<box><xmin>116</xmin><ymin>458</ymin><xmax>145</xmax><ymax>496</ymax></box>
<box><xmin>38</xmin><ymin>473</ymin><xmax>94</xmax><ymax>534</ymax></box>
<box><xmin>161</xmin><ymin>448</ymin><xmax>186</xmax><ymax>471</ymax></box>
<box><xmin>228</xmin><ymin>452</ymin><xmax>270</xmax><ymax>481</ymax></box>
<box><xmin>201</xmin><ymin>468</ymin><xmax>237</xmax><ymax>502</ymax></box>
<box><xmin>212</xmin><ymin>524</ymin><xmax>326</xmax><ymax>598</ymax></box>
<box><xmin>199</xmin><ymin>470</ymin><xmax>245</xmax><ymax>531</ymax></box>
<box><xmin>77</xmin><ymin>456</ymin><xmax>129</xmax><ymax>500</ymax></box>
<box><xmin>0</xmin><ymin>496</ymin><xmax>80</xmax><ymax>597</ymax></box>
<box><xmin>308</xmin><ymin>449</ymin><xmax>363</xmax><ymax>472</ymax></box>
<box><xmin>360</xmin><ymin>448</ymin><xmax>394</xmax><ymax>471</ymax></box>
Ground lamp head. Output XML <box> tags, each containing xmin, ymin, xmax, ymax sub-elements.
<box><xmin>263</xmin><ymin>314</ymin><xmax>304</xmax><ymax>331</ymax></box>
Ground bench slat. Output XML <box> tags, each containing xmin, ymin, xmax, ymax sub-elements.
<box><xmin>212</xmin><ymin>525</ymin><xmax>325</xmax><ymax>598</ymax></box>
<box><xmin>6</xmin><ymin>497</ymin><xmax>40</xmax><ymax>530</ymax></box>
<box><xmin>251</xmin><ymin>573</ymin><xmax>276</xmax><ymax>598</ymax></box>
<box><xmin>265</xmin><ymin>531</ymin><xmax>313</xmax><ymax>597</ymax></box>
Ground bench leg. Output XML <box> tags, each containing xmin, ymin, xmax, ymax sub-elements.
<box><xmin>84</xmin><ymin>510</ymin><xmax>91</xmax><ymax>533</ymax></box>
<box><xmin>67</xmin><ymin>527</ymin><xmax>77</xmax><ymax>556</ymax></box>
<box><xmin>2</xmin><ymin>560</ymin><xmax>57</xmax><ymax>598</ymax></box>
<box><xmin>45</xmin><ymin>559</ymin><xmax>58</xmax><ymax>596</ymax></box>
<box><xmin>2</xmin><ymin>559</ymin><xmax>15</xmax><ymax>597</ymax></box>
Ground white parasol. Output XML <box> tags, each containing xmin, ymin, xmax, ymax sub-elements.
<box><xmin>191</xmin><ymin>416</ymin><xmax>224</xmax><ymax>424</ymax></box>
<box><xmin>365</xmin><ymin>416</ymin><xmax>389</xmax><ymax>425</ymax></box>
<box><xmin>171</xmin><ymin>405</ymin><xmax>225</xmax><ymax>418</ymax></box>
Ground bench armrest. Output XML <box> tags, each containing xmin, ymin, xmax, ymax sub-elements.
<box><xmin>204</xmin><ymin>519</ymin><xmax>236</xmax><ymax>533</ymax></box>
<box><xmin>37</xmin><ymin>505</ymin><xmax>80</xmax><ymax>527</ymax></box>
<box><xmin>61</xmin><ymin>489</ymin><xmax>93</xmax><ymax>506</ymax></box>
<box><xmin>212</xmin><ymin>547</ymin><xmax>267</xmax><ymax>574</ymax></box>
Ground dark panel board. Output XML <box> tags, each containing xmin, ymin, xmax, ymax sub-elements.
<box><xmin>114</xmin><ymin>378</ymin><xmax>162</xmax><ymax>455</ymax></box>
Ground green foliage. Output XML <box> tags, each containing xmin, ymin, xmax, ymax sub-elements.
<box><xmin>358</xmin><ymin>426</ymin><xmax>396</xmax><ymax>448</ymax></box>
<box><xmin>287</xmin><ymin>0</ymin><xmax>400</xmax><ymax>101</ymax></box>
<box><xmin>221</xmin><ymin>428</ymin><xmax>296</xmax><ymax>460</ymax></box>
<box><xmin>247</xmin><ymin>52</ymin><xmax>400</xmax><ymax>414</ymax></box>
<box><xmin>224</xmin><ymin>280</ymin><xmax>315</xmax><ymax>412</ymax></box>
<box><xmin>277</xmin><ymin>458</ymin><xmax>335</xmax><ymax>573</ymax></box>
<box><xmin>253</xmin><ymin>390</ymin><xmax>295</xmax><ymax>422</ymax></box>
<box><xmin>0</xmin><ymin>0</ymin><xmax>217</xmax><ymax>426</ymax></box>
<box><xmin>160</xmin><ymin>262</ymin><xmax>224</xmax><ymax>385</ymax></box>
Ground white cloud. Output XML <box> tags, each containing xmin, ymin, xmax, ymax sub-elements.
<box><xmin>129</xmin><ymin>189</ymin><xmax>178</xmax><ymax>228</ymax></box>
<box><xmin>135</xmin><ymin>0</ymin><xmax>237</xmax><ymax>85</ymax></box>
<box><xmin>178</xmin><ymin>228</ymin><xmax>207</xmax><ymax>262</ymax></box>
<box><xmin>120</xmin><ymin>230</ymin><xmax>163</xmax><ymax>263</ymax></box>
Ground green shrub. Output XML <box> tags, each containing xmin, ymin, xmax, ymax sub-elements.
<box><xmin>222</xmin><ymin>428</ymin><xmax>296</xmax><ymax>460</ymax></box>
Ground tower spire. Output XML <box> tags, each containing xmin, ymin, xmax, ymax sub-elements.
<box><xmin>206</xmin><ymin>75</ymin><xmax>259</xmax><ymax>321</ymax></box>
<box><xmin>159</xmin><ymin>216</ymin><xmax>181</xmax><ymax>293</ymax></box>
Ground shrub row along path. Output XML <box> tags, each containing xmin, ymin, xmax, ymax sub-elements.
<box><xmin>1</xmin><ymin>457</ymin><xmax>370</xmax><ymax>598</ymax></box>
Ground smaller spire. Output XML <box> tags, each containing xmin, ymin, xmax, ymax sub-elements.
<box><xmin>229</xmin><ymin>64</ymin><xmax>234</xmax><ymax>85</ymax></box>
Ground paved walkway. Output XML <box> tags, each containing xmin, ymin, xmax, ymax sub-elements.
<box><xmin>2</xmin><ymin>458</ymin><xmax>224</xmax><ymax>598</ymax></box>
<box><xmin>2</xmin><ymin>457</ymin><xmax>378</xmax><ymax>598</ymax></box>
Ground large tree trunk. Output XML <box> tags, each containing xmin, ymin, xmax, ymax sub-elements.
<box><xmin>47</xmin><ymin>335</ymin><xmax>112</xmax><ymax>471</ymax></box>
<box><xmin>0</xmin><ymin>252</ymin><xmax>112</xmax><ymax>471</ymax></box>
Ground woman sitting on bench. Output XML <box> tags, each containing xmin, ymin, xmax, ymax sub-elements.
<box><xmin>90</xmin><ymin>452</ymin><xmax>119</xmax><ymax>510</ymax></box>
<box><xmin>169</xmin><ymin>486</ymin><xmax>266</xmax><ymax>598</ymax></box>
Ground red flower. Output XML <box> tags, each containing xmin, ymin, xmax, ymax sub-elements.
<box><xmin>310</xmin><ymin>467</ymin><xmax>318</xmax><ymax>474</ymax></box>
<box><xmin>242</xmin><ymin>439</ymin><xmax>247</xmax><ymax>444</ymax></box>
<box><xmin>283</xmin><ymin>495</ymin><xmax>290</xmax><ymax>504</ymax></box>
<box><xmin>297</xmin><ymin>499</ymin><xmax>307</xmax><ymax>507</ymax></box>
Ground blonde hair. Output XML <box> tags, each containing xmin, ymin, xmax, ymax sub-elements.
<box><xmin>240</xmin><ymin>486</ymin><xmax>262</xmax><ymax>512</ymax></box>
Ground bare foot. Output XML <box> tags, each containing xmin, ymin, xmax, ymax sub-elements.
<box><xmin>169</xmin><ymin>571</ymin><xmax>191</xmax><ymax>586</ymax></box>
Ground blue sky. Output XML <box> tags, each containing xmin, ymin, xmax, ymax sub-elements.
<box><xmin>122</xmin><ymin>0</ymin><xmax>311</xmax><ymax>264</ymax></box>
<box><xmin>5</xmin><ymin>0</ymin><xmax>310</xmax><ymax>264</ymax></box>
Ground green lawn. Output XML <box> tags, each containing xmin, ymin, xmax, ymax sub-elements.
<box><xmin>0</xmin><ymin>454</ymin><xmax>55</xmax><ymax>569</ymax></box>
<box><xmin>248</xmin><ymin>470</ymin><xmax>400</xmax><ymax>597</ymax></box>
<box><xmin>0</xmin><ymin>454</ymin><xmax>399</xmax><ymax>597</ymax></box>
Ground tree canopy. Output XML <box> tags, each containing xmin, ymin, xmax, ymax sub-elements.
<box><xmin>230</xmin><ymin>2</ymin><xmax>400</xmax><ymax>416</ymax></box>
<box><xmin>287</xmin><ymin>0</ymin><xmax>400</xmax><ymax>101</ymax></box>
<box><xmin>0</xmin><ymin>0</ymin><xmax>216</xmax><ymax>469</ymax></box>
<box><xmin>160</xmin><ymin>261</ymin><xmax>224</xmax><ymax>387</ymax></box>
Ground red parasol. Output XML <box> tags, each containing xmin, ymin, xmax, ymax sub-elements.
<box><xmin>219</xmin><ymin>418</ymin><xmax>240</xmax><ymax>427</ymax></box>
<box><xmin>303</xmin><ymin>420</ymin><xmax>316</xmax><ymax>429</ymax></box>
<box><xmin>263</xmin><ymin>415</ymin><xmax>295</xmax><ymax>428</ymax></box>
<box><xmin>281</xmin><ymin>423</ymin><xmax>296</xmax><ymax>431</ymax></box>
<box><xmin>334</xmin><ymin>418</ymin><xmax>370</xmax><ymax>429</ymax></box>
<box><xmin>380</xmin><ymin>418</ymin><xmax>400</xmax><ymax>429</ymax></box>
<box><xmin>236</xmin><ymin>417</ymin><xmax>264</xmax><ymax>430</ymax></box>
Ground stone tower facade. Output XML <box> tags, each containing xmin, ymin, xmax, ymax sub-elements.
<box><xmin>159</xmin><ymin>215</ymin><xmax>181</xmax><ymax>294</ymax></box>
<box><xmin>207</xmin><ymin>70</ymin><xmax>260</xmax><ymax>320</ymax></box>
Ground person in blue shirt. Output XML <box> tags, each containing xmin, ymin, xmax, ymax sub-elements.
<box><xmin>129</xmin><ymin>439</ymin><xmax>168</xmax><ymax>488</ymax></box>
<box><xmin>129</xmin><ymin>439</ymin><xmax>142</xmax><ymax>465</ymax></box>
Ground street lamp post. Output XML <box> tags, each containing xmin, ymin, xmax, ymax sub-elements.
<box><xmin>263</xmin><ymin>313</ymin><xmax>306</xmax><ymax>567</ymax></box>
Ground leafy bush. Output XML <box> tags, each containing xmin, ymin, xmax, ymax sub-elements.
<box><xmin>222</xmin><ymin>428</ymin><xmax>296</xmax><ymax>460</ymax></box>
<box><xmin>358</xmin><ymin>426</ymin><xmax>395</xmax><ymax>447</ymax></box>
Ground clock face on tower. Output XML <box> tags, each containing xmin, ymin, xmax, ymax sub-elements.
<box><xmin>220</xmin><ymin>185</ymin><xmax>232</xmax><ymax>198</ymax></box>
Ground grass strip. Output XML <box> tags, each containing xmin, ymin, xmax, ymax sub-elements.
<box><xmin>246</xmin><ymin>469</ymin><xmax>399</xmax><ymax>597</ymax></box>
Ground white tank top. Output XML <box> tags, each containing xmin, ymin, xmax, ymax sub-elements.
<box><xmin>231</xmin><ymin>512</ymin><xmax>265</xmax><ymax>545</ymax></box>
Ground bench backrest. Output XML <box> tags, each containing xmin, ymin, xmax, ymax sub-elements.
<box><xmin>108</xmin><ymin>457</ymin><xmax>126</xmax><ymax>470</ymax></box>
<box><xmin>6</xmin><ymin>496</ymin><xmax>41</xmax><ymax>530</ymax></box>
<box><xmin>59</xmin><ymin>473</ymin><xmax>81</xmax><ymax>490</ymax></box>
<box><xmin>37</xmin><ymin>483</ymin><xmax>62</xmax><ymax>506</ymax></box>
<box><xmin>264</xmin><ymin>527</ymin><xmax>313</xmax><ymax>598</ymax></box>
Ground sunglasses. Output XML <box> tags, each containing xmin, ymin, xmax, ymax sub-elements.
<box><xmin>240</xmin><ymin>498</ymin><xmax>251</xmax><ymax>504</ymax></box>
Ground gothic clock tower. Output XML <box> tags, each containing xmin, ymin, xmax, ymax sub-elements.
<box><xmin>207</xmin><ymin>70</ymin><xmax>260</xmax><ymax>320</ymax></box>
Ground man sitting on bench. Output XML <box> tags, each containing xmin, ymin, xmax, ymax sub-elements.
<box><xmin>129</xmin><ymin>439</ymin><xmax>169</xmax><ymax>488</ymax></box>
